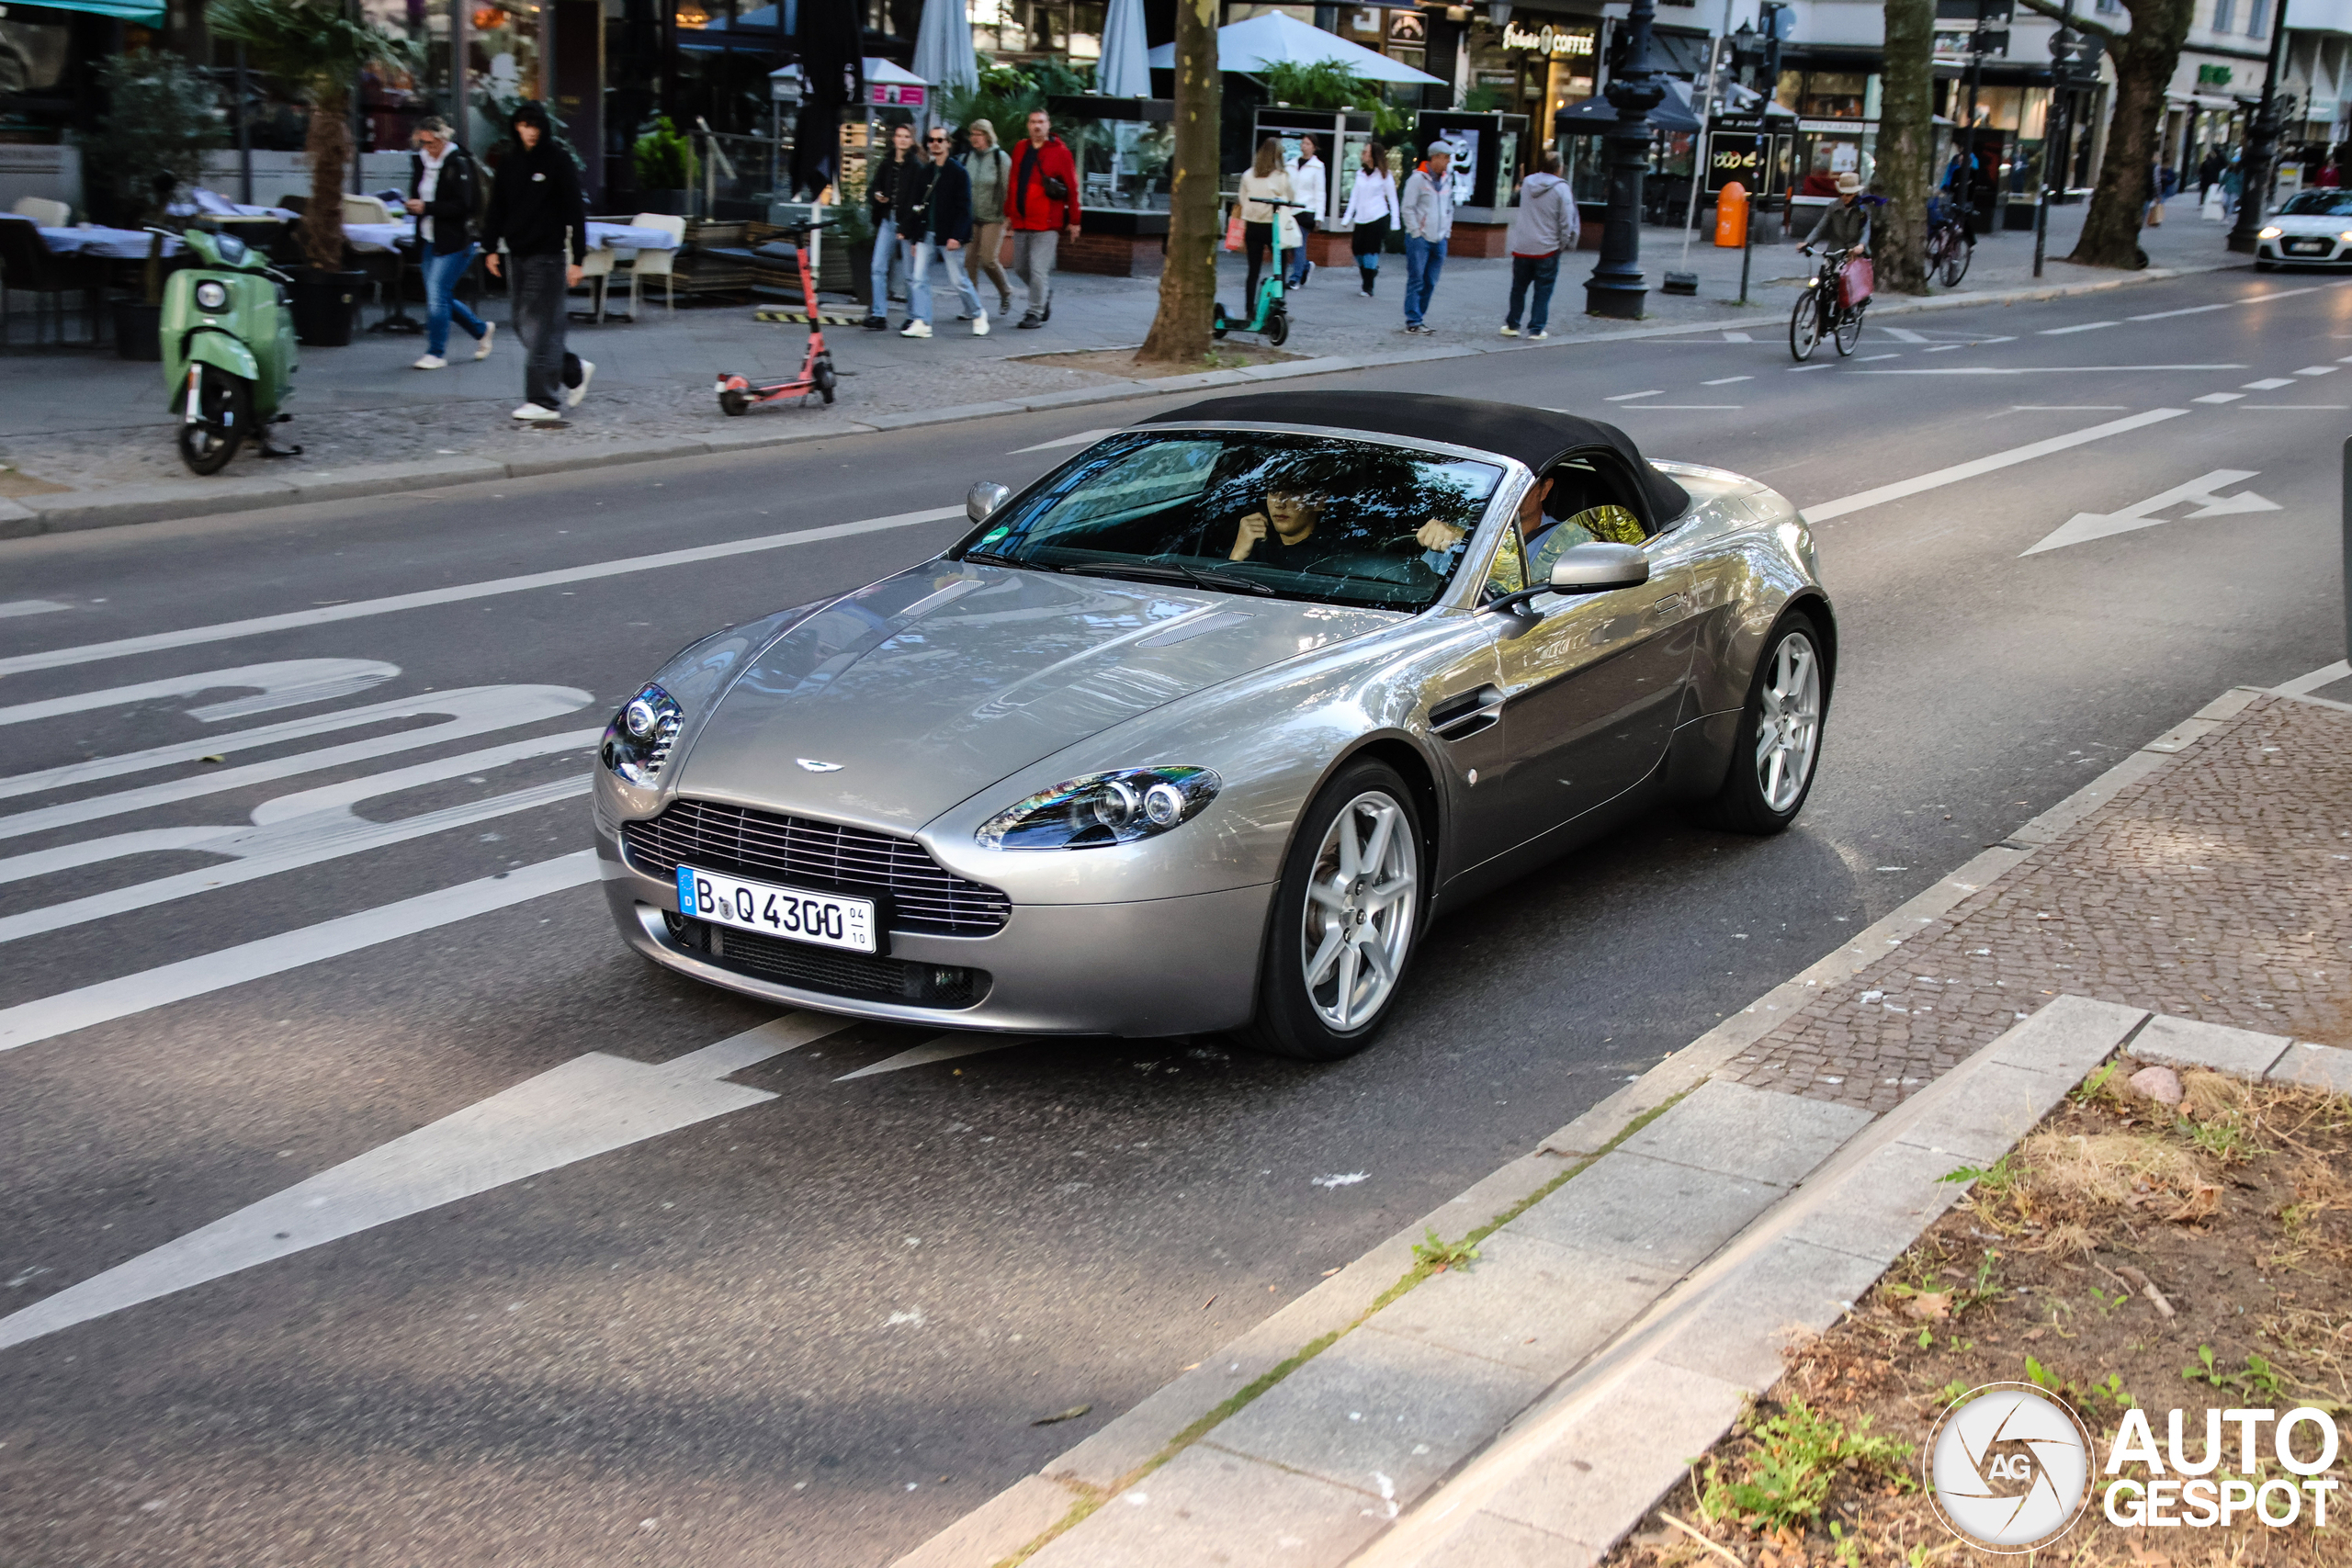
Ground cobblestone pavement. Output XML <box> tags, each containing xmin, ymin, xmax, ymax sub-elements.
<box><xmin>1724</xmin><ymin>693</ymin><xmax>2352</xmax><ymax>1113</ymax></box>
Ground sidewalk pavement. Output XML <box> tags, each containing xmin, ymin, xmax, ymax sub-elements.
<box><xmin>0</xmin><ymin>200</ymin><xmax>2240</xmax><ymax>533</ymax></box>
<box><xmin>887</xmin><ymin>676</ymin><xmax>2352</xmax><ymax>1568</ymax></box>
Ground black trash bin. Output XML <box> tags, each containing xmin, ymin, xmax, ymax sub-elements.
<box><xmin>290</xmin><ymin>266</ymin><xmax>365</xmax><ymax>345</ymax></box>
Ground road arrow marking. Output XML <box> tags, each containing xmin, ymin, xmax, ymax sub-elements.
<box><xmin>2022</xmin><ymin>469</ymin><xmax>2281</xmax><ymax>556</ymax></box>
<box><xmin>1805</xmin><ymin>408</ymin><xmax>2189</xmax><ymax>522</ymax></box>
<box><xmin>837</xmin><ymin>1033</ymin><xmax>1034</xmax><ymax>1079</ymax></box>
<box><xmin>0</xmin><ymin>1012</ymin><xmax>852</xmax><ymax>1351</ymax></box>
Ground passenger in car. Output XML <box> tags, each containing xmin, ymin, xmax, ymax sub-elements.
<box><xmin>1412</xmin><ymin>463</ymin><xmax>1645</xmax><ymax>572</ymax></box>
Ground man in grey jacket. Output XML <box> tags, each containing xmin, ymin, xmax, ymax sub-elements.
<box><xmin>1500</xmin><ymin>152</ymin><xmax>1577</xmax><ymax>340</ymax></box>
<box><xmin>1399</xmin><ymin>144</ymin><xmax>1454</xmax><ymax>334</ymax></box>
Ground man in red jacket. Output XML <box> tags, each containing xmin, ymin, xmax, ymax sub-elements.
<box><xmin>1006</xmin><ymin>107</ymin><xmax>1081</xmax><ymax>328</ymax></box>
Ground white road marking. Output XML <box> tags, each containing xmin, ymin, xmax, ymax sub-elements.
<box><xmin>2006</xmin><ymin>405</ymin><xmax>2129</xmax><ymax>412</ymax></box>
<box><xmin>2241</xmin><ymin>403</ymin><xmax>2349</xmax><ymax>410</ymax></box>
<box><xmin>2276</xmin><ymin>660</ymin><xmax>2351</xmax><ymax>696</ymax></box>
<box><xmin>2128</xmin><ymin>302</ymin><xmax>2233</xmax><ymax>321</ymax></box>
<box><xmin>0</xmin><ymin>1012</ymin><xmax>853</xmax><ymax>1350</ymax></box>
<box><xmin>836</xmin><ymin>1033</ymin><xmax>1033</xmax><ymax>1079</ymax></box>
<box><xmin>0</xmin><ymin>600</ymin><xmax>71</xmax><ymax>619</ymax></box>
<box><xmin>1604</xmin><ymin>390</ymin><xmax>1662</xmax><ymax>401</ymax></box>
<box><xmin>2193</xmin><ymin>392</ymin><xmax>2248</xmax><ymax>403</ymax></box>
<box><xmin>2039</xmin><ymin>321</ymin><xmax>2119</xmax><ymax>334</ymax></box>
<box><xmin>1852</xmin><ymin>365</ymin><xmax>2245</xmax><ymax>375</ymax></box>
<box><xmin>0</xmin><ymin>684</ymin><xmax>593</xmax><ymax>828</ymax></box>
<box><xmin>1010</xmin><ymin>427</ymin><xmax>1122</xmax><ymax>454</ymax></box>
<box><xmin>1789</xmin><ymin>364</ymin><xmax>1834</xmax><ymax>372</ymax></box>
<box><xmin>1878</xmin><ymin>328</ymin><xmax>1928</xmax><ymax>343</ymax></box>
<box><xmin>1922</xmin><ymin>344</ymin><xmax>1963</xmax><ymax>352</ymax></box>
<box><xmin>2295</xmin><ymin>365</ymin><xmax>2338</xmax><ymax>375</ymax></box>
<box><xmin>0</xmin><ymin>504</ymin><xmax>965</xmax><ymax>680</ymax></box>
<box><xmin>0</xmin><ymin>659</ymin><xmax>398</xmax><ymax>728</ymax></box>
<box><xmin>2241</xmin><ymin>378</ymin><xmax>2295</xmax><ymax>389</ymax></box>
<box><xmin>1719</xmin><ymin>332</ymin><xmax>1753</xmax><ymax>343</ymax></box>
<box><xmin>1803</xmin><ymin>408</ymin><xmax>2190</xmax><ymax>523</ymax></box>
<box><xmin>2021</xmin><ymin>468</ymin><xmax>2278</xmax><ymax>556</ymax></box>
<box><xmin>0</xmin><ymin>851</ymin><xmax>598</xmax><ymax>1053</ymax></box>
<box><xmin>1701</xmin><ymin>376</ymin><xmax>1752</xmax><ymax>386</ymax></box>
<box><xmin>1856</xmin><ymin>353</ymin><xmax>1900</xmax><ymax>361</ymax></box>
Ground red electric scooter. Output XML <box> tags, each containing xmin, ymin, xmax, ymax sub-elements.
<box><xmin>716</xmin><ymin>213</ymin><xmax>839</xmax><ymax>413</ymax></box>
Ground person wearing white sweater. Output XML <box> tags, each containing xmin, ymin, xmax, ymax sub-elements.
<box><xmin>1286</xmin><ymin>135</ymin><xmax>1327</xmax><ymax>288</ymax></box>
<box><xmin>1340</xmin><ymin>141</ymin><xmax>1399</xmax><ymax>299</ymax></box>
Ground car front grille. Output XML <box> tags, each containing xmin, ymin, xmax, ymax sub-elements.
<box><xmin>667</xmin><ymin>914</ymin><xmax>989</xmax><ymax>1007</ymax></box>
<box><xmin>621</xmin><ymin>797</ymin><xmax>1012</xmax><ymax>936</ymax></box>
<box><xmin>2283</xmin><ymin>238</ymin><xmax>2333</xmax><ymax>255</ymax></box>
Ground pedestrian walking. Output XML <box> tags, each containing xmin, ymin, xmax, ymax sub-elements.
<box><xmin>2198</xmin><ymin>146</ymin><xmax>2226</xmax><ymax>206</ymax></box>
<box><xmin>961</xmin><ymin>118</ymin><xmax>1014</xmax><ymax>318</ymax></box>
<box><xmin>1499</xmin><ymin>151</ymin><xmax>1575</xmax><ymax>341</ymax></box>
<box><xmin>1287</xmin><ymin>134</ymin><xmax>1325</xmax><ymax>288</ymax></box>
<box><xmin>901</xmin><ymin>125</ymin><xmax>986</xmax><ymax>337</ymax></box>
<box><xmin>478</xmin><ymin>101</ymin><xmax>592</xmax><ymax>423</ymax></box>
<box><xmin>403</xmin><ymin>115</ymin><xmax>492</xmax><ymax>369</ymax></box>
<box><xmin>1399</xmin><ymin>143</ymin><xmax>1453</xmax><ymax>334</ymax></box>
<box><xmin>1236</xmin><ymin>137</ymin><xmax>1295</xmax><ymax>313</ymax></box>
<box><xmin>1341</xmin><ymin>141</ymin><xmax>1397</xmax><ymax>299</ymax></box>
<box><xmin>864</xmin><ymin>120</ymin><xmax>918</xmax><ymax>330</ymax></box>
<box><xmin>1006</xmin><ymin>108</ymin><xmax>1081</xmax><ymax>328</ymax></box>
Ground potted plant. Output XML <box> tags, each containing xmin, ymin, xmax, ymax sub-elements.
<box><xmin>632</xmin><ymin>118</ymin><xmax>700</xmax><ymax>217</ymax></box>
<box><xmin>83</xmin><ymin>51</ymin><xmax>225</xmax><ymax>359</ymax></box>
<box><xmin>208</xmin><ymin>0</ymin><xmax>414</xmax><ymax>345</ymax></box>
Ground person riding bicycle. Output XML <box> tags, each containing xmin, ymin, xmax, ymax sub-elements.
<box><xmin>1800</xmin><ymin>171</ymin><xmax>1871</xmax><ymax>256</ymax></box>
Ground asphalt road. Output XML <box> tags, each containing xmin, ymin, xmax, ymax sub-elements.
<box><xmin>3</xmin><ymin>268</ymin><xmax>2347</xmax><ymax>1568</ymax></box>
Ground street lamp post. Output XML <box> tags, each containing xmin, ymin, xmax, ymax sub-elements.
<box><xmin>2227</xmin><ymin>0</ymin><xmax>2295</xmax><ymax>253</ymax></box>
<box><xmin>1584</xmin><ymin>0</ymin><xmax>1665</xmax><ymax>317</ymax></box>
<box><xmin>2036</xmin><ymin>22</ymin><xmax>2086</xmax><ymax>277</ymax></box>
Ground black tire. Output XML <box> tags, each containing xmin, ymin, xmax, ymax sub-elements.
<box><xmin>718</xmin><ymin>389</ymin><xmax>750</xmax><ymax>416</ymax></box>
<box><xmin>1834</xmin><ymin>303</ymin><xmax>1864</xmax><ymax>356</ymax></box>
<box><xmin>176</xmin><ymin>370</ymin><xmax>251</xmax><ymax>476</ymax></box>
<box><xmin>1701</xmin><ymin>611</ymin><xmax>1829</xmax><ymax>835</ymax></box>
<box><xmin>1789</xmin><ymin>288</ymin><xmax>1822</xmax><ymax>362</ymax></box>
<box><xmin>1238</xmin><ymin>759</ymin><xmax>1425</xmax><ymax>1062</ymax></box>
<box><xmin>1211</xmin><ymin>303</ymin><xmax>1229</xmax><ymax>340</ymax></box>
<box><xmin>1939</xmin><ymin>237</ymin><xmax>1972</xmax><ymax>288</ymax></box>
<box><xmin>1266</xmin><ymin>310</ymin><xmax>1290</xmax><ymax>348</ymax></box>
<box><xmin>2256</xmin><ymin>259</ymin><xmax>2278</xmax><ymax>272</ymax></box>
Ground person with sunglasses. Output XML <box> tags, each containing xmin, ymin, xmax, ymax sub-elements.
<box><xmin>899</xmin><ymin>126</ymin><xmax>986</xmax><ymax>338</ymax></box>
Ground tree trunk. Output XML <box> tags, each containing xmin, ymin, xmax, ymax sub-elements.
<box><xmin>2066</xmin><ymin>0</ymin><xmax>2191</xmax><ymax>267</ymax></box>
<box><xmin>1877</xmin><ymin>0</ymin><xmax>1935</xmax><ymax>293</ymax></box>
<box><xmin>1135</xmin><ymin>0</ymin><xmax>1220</xmax><ymax>365</ymax></box>
<box><xmin>301</xmin><ymin>85</ymin><xmax>352</xmax><ymax>270</ymax></box>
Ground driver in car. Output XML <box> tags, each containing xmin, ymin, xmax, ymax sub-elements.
<box><xmin>1227</xmin><ymin>484</ymin><xmax>1330</xmax><ymax>570</ymax></box>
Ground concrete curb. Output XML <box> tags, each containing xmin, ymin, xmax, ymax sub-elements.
<box><xmin>0</xmin><ymin>261</ymin><xmax>2237</xmax><ymax>542</ymax></box>
<box><xmin>880</xmin><ymin>680</ymin><xmax>2292</xmax><ymax>1568</ymax></box>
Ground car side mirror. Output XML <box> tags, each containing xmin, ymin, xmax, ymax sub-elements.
<box><xmin>967</xmin><ymin>481</ymin><xmax>1012</xmax><ymax>524</ymax></box>
<box><xmin>1549</xmin><ymin>541</ymin><xmax>1650</xmax><ymax>594</ymax></box>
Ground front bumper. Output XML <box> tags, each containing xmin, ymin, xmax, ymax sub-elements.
<box><xmin>595</xmin><ymin>824</ymin><xmax>1272</xmax><ymax>1037</ymax></box>
<box><xmin>2257</xmin><ymin>236</ymin><xmax>2352</xmax><ymax>265</ymax></box>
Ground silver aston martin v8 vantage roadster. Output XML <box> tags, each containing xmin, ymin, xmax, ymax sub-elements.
<box><xmin>594</xmin><ymin>391</ymin><xmax>1833</xmax><ymax>1059</ymax></box>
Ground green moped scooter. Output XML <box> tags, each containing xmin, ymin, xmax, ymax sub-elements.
<box><xmin>158</xmin><ymin>227</ymin><xmax>302</xmax><ymax>475</ymax></box>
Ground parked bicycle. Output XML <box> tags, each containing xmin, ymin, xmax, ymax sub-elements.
<box><xmin>1926</xmin><ymin>201</ymin><xmax>1973</xmax><ymax>288</ymax></box>
<box><xmin>1790</xmin><ymin>244</ymin><xmax>1868</xmax><ymax>362</ymax></box>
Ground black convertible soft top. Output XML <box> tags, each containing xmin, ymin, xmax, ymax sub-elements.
<box><xmin>1145</xmin><ymin>390</ymin><xmax>1691</xmax><ymax>526</ymax></box>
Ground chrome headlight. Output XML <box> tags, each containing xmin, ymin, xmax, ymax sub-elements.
<box><xmin>2258</xmin><ymin>224</ymin><xmax>2284</xmax><ymax>240</ymax></box>
<box><xmin>600</xmin><ymin>682</ymin><xmax>682</xmax><ymax>785</ymax></box>
<box><xmin>194</xmin><ymin>279</ymin><xmax>230</xmax><ymax>311</ymax></box>
<box><xmin>977</xmin><ymin>766</ymin><xmax>1220</xmax><ymax>850</ymax></box>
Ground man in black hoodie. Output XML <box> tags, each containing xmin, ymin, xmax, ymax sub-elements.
<box><xmin>478</xmin><ymin>101</ymin><xmax>594</xmax><ymax>422</ymax></box>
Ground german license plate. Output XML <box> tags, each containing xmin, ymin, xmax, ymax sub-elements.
<box><xmin>2285</xmin><ymin>239</ymin><xmax>2327</xmax><ymax>254</ymax></box>
<box><xmin>677</xmin><ymin>864</ymin><xmax>876</xmax><ymax>953</ymax></box>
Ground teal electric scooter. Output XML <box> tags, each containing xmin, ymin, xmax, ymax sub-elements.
<box><xmin>1213</xmin><ymin>198</ymin><xmax>1305</xmax><ymax>347</ymax></box>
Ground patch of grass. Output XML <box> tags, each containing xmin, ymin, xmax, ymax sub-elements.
<box><xmin>1937</xmin><ymin>1151</ymin><xmax>2019</xmax><ymax>1195</ymax></box>
<box><xmin>1697</xmin><ymin>1399</ymin><xmax>1915</xmax><ymax>1536</ymax></box>
<box><xmin>2069</xmin><ymin>1059</ymin><xmax>2120</xmax><ymax>1106</ymax></box>
<box><xmin>1411</xmin><ymin>1227</ymin><xmax>1480</xmax><ymax>1272</ymax></box>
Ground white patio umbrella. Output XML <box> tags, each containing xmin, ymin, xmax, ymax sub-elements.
<box><xmin>1145</xmin><ymin>10</ymin><xmax>1442</xmax><ymax>85</ymax></box>
<box><xmin>1096</xmin><ymin>0</ymin><xmax>1151</xmax><ymax>96</ymax></box>
<box><xmin>910</xmin><ymin>0</ymin><xmax>978</xmax><ymax>103</ymax></box>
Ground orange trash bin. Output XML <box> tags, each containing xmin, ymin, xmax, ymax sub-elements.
<box><xmin>1714</xmin><ymin>182</ymin><xmax>1747</xmax><ymax>248</ymax></box>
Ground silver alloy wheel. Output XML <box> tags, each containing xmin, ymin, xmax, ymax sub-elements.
<box><xmin>1301</xmin><ymin>791</ymin><xmax>1419</xmax><ymax>1031</ymax></box>
<box><xmin>1755</xmin><ymin>631</ymin><xmax>1823</xmax><ymax>813</ymax></box>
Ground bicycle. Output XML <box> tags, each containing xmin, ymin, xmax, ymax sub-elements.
<box><xmin>1789</xmin><ymin>244</ymin><xmax>1867</xmax><ymax>362</ymax></box>
<box><xmin>1925</xmin><ymin>203</ymin><xmax>1973</xmax><ymax>287</ymax></box>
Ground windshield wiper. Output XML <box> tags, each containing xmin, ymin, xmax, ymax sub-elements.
<box><xmin>1046</xmin><ymin>559</ymin><xmax>1277</xmax><ymax>596</ymax></box>
<box><xmin>959</xmin><ymin>547</ymin><xmax>1027</xmax><ymax>568</ymax></box>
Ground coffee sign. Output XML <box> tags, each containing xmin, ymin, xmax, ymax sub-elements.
<box><xmin>1501</xmin><ymin>20</ymin><xmax>1594</xmax><ymax>55</ymax></box>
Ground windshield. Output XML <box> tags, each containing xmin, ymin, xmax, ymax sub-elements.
<box><xmin>2279</xmin><ymin>192</ymin><xmax>2352</xmax><ymax>217</ymax></box>
<box><xmin>957</xmin><ymin>431</ymin><xmax>1505</xmax><ymax>611</ymax></box>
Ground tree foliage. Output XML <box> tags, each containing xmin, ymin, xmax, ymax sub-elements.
<box><xmin>86</xmin><ymin>50</ymin><xmax>226</xmax><ymax>227</ymax></box>
<box><xmin>2015</xmin><ymin>0</ymin><xmax>2194</xmax><ymax>267</ymax></box>
<box><xmin>206</xmin><ymin>0</ymin><xmax>417</xmax><ymax>268</ymax></box>
<box><xmin>1876</xmin><ymin>0</ymin><xmax>1936</xmax><ymax>293</ymax></box>
<box><xmin>1260</xmin><ymin>60</ymin><xmax>1408</xmax><ymax>136</ymax></box>
<box><xmin>943</xmin><ymin>56</ymin><xmax>1095</xmax><ymax>138</ymax></box>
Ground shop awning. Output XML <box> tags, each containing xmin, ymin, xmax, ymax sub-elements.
<box><xmin>10</xmin><ymin>0</ymin><xmax>168</xmax><ymax>22</ymax></box>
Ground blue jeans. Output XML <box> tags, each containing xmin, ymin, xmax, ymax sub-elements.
<box><xmin>1506</xmin><ymin>252</ymin><xmax>1560</xmax><ymax>334</ymax></box>
<box><xmin>1403</xmin><ymin>234</ymin><xmax>1446</xmax><ymax>326</ymax></box>
<box><xmin>868</xmin><ymin>216</ymin><xmax>901</xmax><ymax>317</ymax></box>
<box><xmin>909</xmin><ymin>239</ymin><xmax>984</xmax><ymax>324</ymax></box>
<box><xmin>423</xmin><ymin>243</ymin><xmax>486</xmax><ymax>357</ymax></box>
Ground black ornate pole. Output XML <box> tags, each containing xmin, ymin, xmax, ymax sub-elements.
<box><xmin>1585</xmin><ymin>0</ymin><xmax>1665</xmax><ymax>318</ymax></box>
<box><xmin>2227</xmin><ymin>0</ymin><xmax>2294</xmax><ymax>253</ymax></box>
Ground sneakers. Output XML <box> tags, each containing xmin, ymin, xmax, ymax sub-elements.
<box><xmin>512</xmin><ymin>402</ymin><xmax>561</xmax><ymax>422</ymax></box>
<box><xmin>1016</xmin><ymin>313</ymin><xmax>1044</xmax><ymax>329</ymax></box>
<box><xmin>474</xmin><ymin>322</ymin><xmax>494</xmax><ymax>360</ymax></box>
<box><xmin>1359</xmin><ymin>288</ymin><xmax>1375</xmax><ymax>299</ymax></box>
<box><xmin>1527</xmin><ymin>330</ymin><xmax>1550</xmax><ymax>341</ymax></box>
<box><xmin>900</xmin><ymin>320</ymin><xmax>933</xmax><ymax>338</ymax></box>
<box><xmin>413</xmin><ymin>353</ymin><xmax>448</xmax><ymax>369</ymax></box>
<box><xmin>1404</xmin><ymin>322</ymin><xmax>1432</xmax><ymax>334</ymax></box>
<box><xmin>998</xmin><ymin>292</ymin><xmax>1014</xmax><ymax>316</ymax></box>
<box><xmin>973</xmin><ymin>314</ymin><xmax>990</xmax><ymax>336</ymax></box>
<box><xmin>862</xmin><ymin>315</ymin><xmax>889</xmax><ymax>331</ymax></box>
<box><xmin>568</xmin><ymin>360</ymin><xmax>594</xmax><ymax>407</ymax></box>
<box><xmin>1498</xmin><ymin>325</ymin><xmax>1520</xmax><ymax>338</ymax></box>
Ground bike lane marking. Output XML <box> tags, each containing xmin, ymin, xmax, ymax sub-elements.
<box><xmin>1801</xmin><ymin>408</ymin><xmax>2190</xmax><ymax>522</ymax></box>
<box><xmin>0</xmin><ymin>503</ymin><xmax>966</xmax><ymax>681</ymax></box>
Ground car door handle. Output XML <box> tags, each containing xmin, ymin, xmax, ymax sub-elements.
<box><xmin>1430</xmin><ymin>684</ymin><xmax>1503</xmax><ymax>740</ymax></box>
<box><xmin>1648</xmin><ymin>592</ymin><xmax>1691</xmax><ymax>617</ymax></box>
